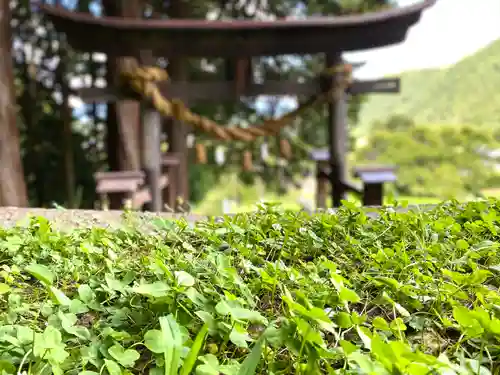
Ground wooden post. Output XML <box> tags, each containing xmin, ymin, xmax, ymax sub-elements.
<box><xmin>354</xmin><ymin>166</ymin><xmax>396</xmax><ymax>207</ymax></box>
<box><xmin>165</xmin><ymin>61</ymin><xmax>189</xmax><ymax>203</ymax></box>
<box><xmin>316</xmin><ymin>161</ymin><xmax>328</xmax><ymax>209</ymax></box>
<box><xmin>161</xmin><ymin>154</ymin><xmax>181</xmax><ymax>210</ymax></box>
<box><xmin>101</xmin><ymin>2</ymin><xmax>142</xmax><ymax>171</ymax></box>
<box><xmin>165</xmin><ymin>0</ymin><xmax>190</xmax><ymax>204</ymax></box>
<box><xmin>141</xmin><ymin>107</ymin><xmax>162</xmax><ymax>212</ymax></box>
<box><xmin>326</xmin><ymin>53</ymin><xmax>348</xmax><ymax>208</ymax></box>
<box><xmin>362</xmin><ymin>183</ymin><xmax>384</xmax><ymax>206</ymax></box>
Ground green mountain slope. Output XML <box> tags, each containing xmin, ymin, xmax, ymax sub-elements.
<box><xmin>359</xmin><ymin>38</ymin><xmax>500</xmax><ymax>128</ymax></box>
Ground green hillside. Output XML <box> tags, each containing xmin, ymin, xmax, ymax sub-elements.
<box><xmin>359</xmin><ymin>38</ymin><xmax>500</xmax><ymax>128</ymax></box>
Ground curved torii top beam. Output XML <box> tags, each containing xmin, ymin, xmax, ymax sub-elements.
<box><xmin>40</xmin><ymin>1</ymin><xmax>436</xmax><ymax>58</ymax></box>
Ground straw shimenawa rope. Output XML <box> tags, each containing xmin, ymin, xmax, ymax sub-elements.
<box><xmin>120</xmin><ymin>63</ymin><xmax>352</xmax><ymax>142</ymax></box>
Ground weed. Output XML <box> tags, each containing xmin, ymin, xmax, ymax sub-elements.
<box><xmin>1</xmin><ymin>200</ymin><xmax>500</xmax><ymax>374</ymax></box>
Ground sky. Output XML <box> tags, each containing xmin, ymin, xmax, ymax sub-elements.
<box><xmin>349</xmin><ymin>0</ymin><xmax>500</xmax><ymax>79</ymax></box>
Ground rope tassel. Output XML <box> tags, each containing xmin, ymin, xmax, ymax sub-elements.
<box><xmin>195</xmin><ymin>143</ymin><xmax>207</xmax><ymax>164</ymax></box>
<box><xmin>242</xmin><ymin>150</ymin><xmax>253</xmax><ymax>171</ymax></box>
<box><xmin>280</xmin><ymin>139</ymin><xmax>292</xmax><ymax>160</ymax></box>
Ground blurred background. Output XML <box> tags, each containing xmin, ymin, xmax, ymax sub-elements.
<box><xmin>1</xmin><ymin>0</ymin><xmax>499</xmax><ymax>215</ymax></box>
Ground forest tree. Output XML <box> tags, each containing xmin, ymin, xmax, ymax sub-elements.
<box><xmin>0</xmin><ymin>0</ymin><xmax>28</xmax><ymax>206</ymax></box>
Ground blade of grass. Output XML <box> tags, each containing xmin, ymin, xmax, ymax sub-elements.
<box><xmin>160</xmin><ymin>315</ymin><xmax>183</xmax><ymax>375</ymax></box>
<box><xmin>237</xmin><ymin>335</ymin><xmax>265</xmax><ymax>375</ymax></box>
<box><xmin>179</xmin><ymin>323</ymin><xmax>209</xmax><ymax>375</ymax></box>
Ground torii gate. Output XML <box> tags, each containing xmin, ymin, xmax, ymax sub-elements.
<box><xmin>40</xmin><ymin>1</ymin><xmax>436</xmax><ymax>211</ymax></box>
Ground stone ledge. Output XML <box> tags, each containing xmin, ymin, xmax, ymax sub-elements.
<box><xmin>0</xmin><ymin>205</ymin><xmax>440</xmax><ymax>231</ymax></box>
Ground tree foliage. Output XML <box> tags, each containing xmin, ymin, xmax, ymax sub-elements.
<box><xmin>10</xmin><ymin>0</ymin><xmax>101</xmax><ymax>207</ymax></box>
<box><xmin>354</xmin><ymin>115</ymin><xmax>500</xmax><ymax>198</ymax></box>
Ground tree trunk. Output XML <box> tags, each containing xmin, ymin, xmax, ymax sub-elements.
<box><xmin>0</xmin><ymin>1</ymin><xmax>28</xmax><ymax>207</ymax></box>
<box><xmin>56</xmin><ymin>45</ymin><xmax>76</xmax><ymax>208</ymax></box>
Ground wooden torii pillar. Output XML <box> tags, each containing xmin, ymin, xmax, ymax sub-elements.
<box><xmin>315</xmin><ymin>55</ymin><xmax>400</xmax><ymax>208</ymax></box>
